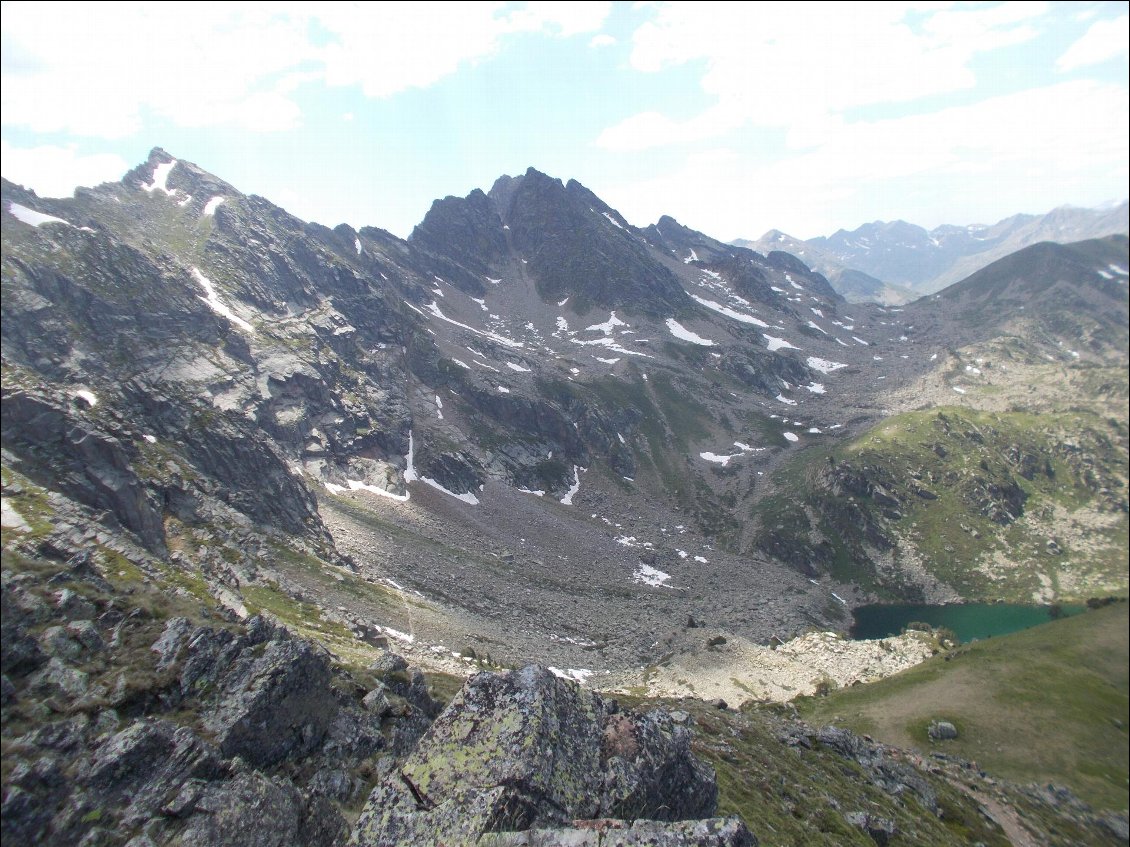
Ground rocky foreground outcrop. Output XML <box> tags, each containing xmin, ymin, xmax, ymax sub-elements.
<box><xmin>351</xmin><ymin>664</ymin><xmax>749</xmax><ymax>846</ymax></box>
<box><xmin>1</xmin><ymin>543</ymin><xmax>748</xmax><ymax>847</ymax></box>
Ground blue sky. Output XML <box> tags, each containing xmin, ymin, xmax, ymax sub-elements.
<box><xmin>2</xmin><ymin>1</ymin><xmax>1127</xmax><ymax>240</ymax></box>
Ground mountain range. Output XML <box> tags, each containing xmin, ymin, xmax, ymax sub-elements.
<box><xmin>2</xmin><ymin>148</ymin><xmax>1127</xmax><ymax>846</ymax></box>
<box><xmin>740</xmin><ymin>202</ymin><xmax>1130</xmax><ymax>303</ymax></box>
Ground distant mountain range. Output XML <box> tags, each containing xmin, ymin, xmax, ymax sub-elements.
<box><xmin>738</xmin><ymin>202</ymin><xmax>1130</xmax><ymax>304</ymax></box>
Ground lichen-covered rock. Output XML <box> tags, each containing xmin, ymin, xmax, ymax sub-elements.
<box><xmin>600</xmin><ymin>708</ymin><xmax>717</xmax><ymax>821</ymax></box>
<box><xmin>478</xmin><ymin>816</ymin><xmax>756</xmax><ymax>846</ymax></box>
<box><xmin>175</xmin><ymin>771</ymin><xmax>338</xmax><ymax>847</ymax></box>
<box><xmin>1</xmin><ymin>580</ymin><xmax>46</xmax><ymax>675</ymax></box>
<box><xmin>350</xmin><ymin>665</ymin><xmax>729</xmax><ymax>847</ymax></box>
<box><xmin>29</xmin><ymin>656</ymin><xmax>89</xmax><ymax>699</ymax></box>
<box><xmin>77</xmin><ymin>718</ymin><xmax>224</xmax><ymax>825</ymax></box>
<box><xmin>151</xmin><ymin>616</ymin><xmax>195</xmax><ymax>670</ymax></box>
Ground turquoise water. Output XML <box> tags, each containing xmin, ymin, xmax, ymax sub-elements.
<box><xmin>849</xmin><ymin>602</ymin><xmax>1084</xmax><ymax>643</ymax></box>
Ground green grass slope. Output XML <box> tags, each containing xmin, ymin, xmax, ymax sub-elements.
<box><xmin>753</xmin><ymin>406</ymin><xmax>1129</xmax><ymax>601</ymax></box>
<box><xmin>797</xmin><ymin>602</ymin><xmax>1129</xmax><ymax>811</ymax></box>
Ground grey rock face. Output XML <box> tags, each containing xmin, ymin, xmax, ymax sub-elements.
<box><xmin>1</xmin><ymin>389</ymin><xmax>167</xmax><ymax>554</ymax></box>
<box><xmin>78</xmin><ymin>718</ymin><xmax>224</xmax><ymax>825</ymax></box>
<box><xmin>478</xmin><ymin>817</ymin><xmax>756</xmax><ymax>846</ymax></box>
<box><xmin>175</xmin><ymin>771</ymin><xmax>343</xmax><ymax>847</ymax></box>
<box><xmin>350</xmin><ymin>665</ymin><xmax>727</xmax><ymax>847</ymax></box>
<box><xmin>195</xmin><ymin>628</ymin><xmax>334</xmax><ymax>767</ymax></box>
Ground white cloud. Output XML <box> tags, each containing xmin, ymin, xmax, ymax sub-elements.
<box><xmin>600</xmin><ymin>2</ymin><xmax>1049</xmax><ymax>152</ymax></box>
<box><xmin>596</xmin><ymin>80</ymin><xmax>1129</xmax><ymax>240</ymax></box>
<box><xmin>590</xmin><ymin>33</ymin><xmax>617</xmax><ymax>48</ymax></box>
<box><xmin>310</xmin><ymin>2</ymin><xmax>610</xmax><ymax>98</ymax></box>
<box><xmin>595</xmin><ymin>107</ymin><xmax>740</xmax><ymax>152</ymax></box>
<box><xmin>1057</xmin><ymin>14</ymin><xmax>1129</xmax><ymax>71</ymax></box>
<box><xmin>0</xmin><ymin>2</ymin><xmax>611</xmax><ymax>138</ymax></box>
<box><xmin>0</xmin><ymin>4</ymin><xmax>312</xmax><ymax>137</ymax></box>
<box><xmin>0</xmin><ymin>142</ymin><xmax>129</xmax><ymax>197</ymax></box>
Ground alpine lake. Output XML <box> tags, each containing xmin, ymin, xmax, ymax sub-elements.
<box><xmin>850</xmin><ymin>602</ymin><xmax>1085</xmax><ymax>643</ymax></box>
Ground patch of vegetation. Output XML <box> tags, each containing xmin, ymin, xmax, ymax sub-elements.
<box><xmin>756</xmin><ymin>407</ymin><xmax>1128</xmax><ymax>601</ymax></box>
<box><xmin>0</xmin><ymin>466</ymin><xmax>57</xmax><ymax>542</ymax></box>
<box><xmin>680</xmin><ymin>699</ymin><xmax>1011</xmax><ymax>847</ymax></box>
<box><xmin>797</xmin><ymin>602</ymin><xmax>1130</xmax><ymax>811</ymax></box>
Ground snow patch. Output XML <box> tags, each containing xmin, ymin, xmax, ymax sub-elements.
<box><xmin>339</xmin><ymin>478</ymin><xmax>410</xmax><ymax>503</ymax></box>
<box><xmin>683</xmin><ymin>249</ymin><xmax>698</xmax><ymax>264</ymax></box>
<box><xmin>805</xmin><ymin>382</ymin><xmax>825</xmax><ymax>394</ymax></box>
<box><xmin>952</xmin><ymin>386</ymin><xmax>967</xmax><ymax>394</ymax></box>
<box><xmin>586</xmin><ymin>311</ymin><xmax>629</xmax><ymax>334</ymax></box>
<box><xmin>420</xmin><ymin>476</ymin><xmax>479</xmax><ymax>505</ymax></box>
<box><xmin>602</xmin><ymin>211</ymin><xmax>624</xmax><ymax>230</ymax></box>
<box><xmin>6</xmin><ymin>202</ymin><xmax>73</xmax><ymax>228</ymax></box>
<box><xmin>691</xmin><ymin>294</ymin><xmax>770</xmax><ymax>327</ymax></box>
<box><xmin>763</xmin><ymin>334</ymin><xmax>799</xmax><ymax>352</ymax></box>
<box><xmin>775</xmin><ymin>394</ymin><xmax>797</xmax><ymax>406</ymax></box>
<box><xmin>783</xmin><ymin>431</ymin><xmax>800</xmax><ymax>442</ymax></box>
<box><xmin>548</xmin><ymin>667</ymin><xmax>593</xmax><ymax>684</ymax></box>
<box><xmin>700</xmin><ymin>452</ymin><xmax>736</xmax><ymax>466</ymax></box>
<box><xmin>73</xmin><ymin>389</ymin><xmax>98</xmax><ymax>407</ymax></box>
<box><xmin>0</xmin><ymin>498</ymin><xmax>30</xmax><ymax>532</ymax></box>
<box><xmin>191</xmin><ymin>268</ymin><xmax>254</xmax><ymax>333</ymax></box>
<box><xmin>142</xmin><ymin>159</ymin><xmax>177</xmax><ymax>194</ymax></box>
<box><xmin>560</xmin><ymin>465</ymin><xmax>583</xmax><ymax>505</ymax></box>
<box><xmin>616</xmin><ymin>535</ymin><xmax>654</xmax><ymax>549</ymax></box>
<box><xmin>423</xmin><ymin>301</ymin><xmax>522</xmax><ymax>348</ymax></box>
<box><xmin>379</xmin><ymin>626</ymin><xmax>415</xmax><ymax>644</ymax></box>
<box><xmin>633</xmin><ymin>564</ymin><xmax>672</xmax><ymax>587</ymax></box>
<box><xmin>202</xmin><ymin>196</ymin><xmax>225</xmax><ymax>216</ymax></box>
<box><xmin>806</xmin><ymin>357</ymin><xmax>847</xmax><ymax>374</ymax></box>
<box><xmin>570</xmin><ymin>336</ymin><xmax>653</xmax><ymax>358</ymax></box>
<box><xmin>403</xmin><ymin>431</ymin><xmax>418</xmax><ymax>483</ymax></box>
<box><xmin>666</xmin><ymin>319</ymin><xmax>715</xmax><ymax>346</ymax></box>
<box><xmin>506</xmin><ymin>362</ymin><xmax>531</xmax><ymax>372</ymax></box>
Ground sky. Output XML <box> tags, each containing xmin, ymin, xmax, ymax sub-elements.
<box><xmin>1</xmin><ymin>1</ymin><xmax>1127</xmax><ymax>241</ymax></box>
